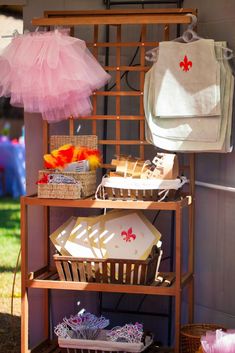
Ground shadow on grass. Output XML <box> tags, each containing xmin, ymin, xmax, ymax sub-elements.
<box><xmin>0</xmin><ymin>312</ymin><xmax>20</xmax><ymax>353</ymax></box>
<box><xmin>0</xmin><ymin>266</ymin><xmax>20</xmax><ymax>272</ymax></box>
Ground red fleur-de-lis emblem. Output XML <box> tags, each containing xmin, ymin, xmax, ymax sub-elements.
<box><xmin>179</xmin><ymin>55</ymin><xmax>192</xmax><ymax>72</ymax></box>
<box><xmin>121</xmin><ymin>227</ymin><xmax>136</xmax><ymax>242</ymax></box>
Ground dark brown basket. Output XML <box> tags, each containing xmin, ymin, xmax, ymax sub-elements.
<box><xmin>180</xmin><ymin>324</ymin><xmax>225</xmax><ymax>353</ymax></box>
<box><xmin>53</xmin><ymin>246</ymin><xmax>160</xmax><ymax>285</ymax></box>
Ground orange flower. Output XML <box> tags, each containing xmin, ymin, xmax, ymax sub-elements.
<box><xmin>44</xmin><ymin>154</ymin><xmax>59</xmax><ymax>169</ymax></box>
<box><xmin>72</xmin><ymin>147</ymin><xmax>80</xmax><ymax>162</ymax></box>
<box><xmin>76</xmin><ymin>147</ymin><xmax>89</xmax><ymax>161</ymax></box>
<box><xmin>57</xmin><ymin>144</ymin><xmax>75</xmax><ymax>165</ymax></box>
<box><xmin>87</xmin><ymin>154</ymin><xmax>101</xmax><ymax>170</ymax></box>
<box><xmin>43</xmin><ymin>144</ymin><xmax>102</xmax><ymax>170</ymax></box>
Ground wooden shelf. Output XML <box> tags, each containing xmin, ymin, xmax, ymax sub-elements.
<box><xmin>22</xmin><ymin>9</ymin><xmax>196</xmax><ymax>353</ymax></box>
<box><xmin>22</xmin><ymin>194</ymin><xmax>192</xmax><ymax>210</ymax></box>
<box><xmin>27</xmin><ymin>269</ymin><xmax>193</xmax><ymax>295</ymax></box>
<box><xmin>31</xmin><ymin>340</ymin><xmax>60</xmax><ymax>353</ymax></box>
<box><xmin>30</xmin><ymin>339</ymin><xmax>175</xmax><ymax>353</ymax></box>
<box><xmin>32</xmin><ymin>8</ymin><xmax>197</xmax><ymax>27</ymax></box>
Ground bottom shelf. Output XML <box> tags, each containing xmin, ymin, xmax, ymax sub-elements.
<box><xmin>31</xmin><ymin>340</ymin><xmax>60</xmax><ymax>352</ymax></box>
<box><xmin>30</xmin><ymin>340</ymin><xmax>175</xmax><ymax>353</ymax></box>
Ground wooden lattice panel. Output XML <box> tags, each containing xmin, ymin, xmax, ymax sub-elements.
<box><xmin>36</xmin><ymin>9</ymin><xmax>196</xmax><ymax>171</ymax></box>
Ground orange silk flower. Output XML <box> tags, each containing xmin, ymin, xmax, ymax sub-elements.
<box><xmin>43</xmin><ymin>144</ymin><xmax>101</xmax><ymax>170</ymax></box>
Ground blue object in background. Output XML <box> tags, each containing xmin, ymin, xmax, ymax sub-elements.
<box><xmin>0</xmin><ymin>137</ymin><xmax>26</xmax><ymax>198</ymax></box>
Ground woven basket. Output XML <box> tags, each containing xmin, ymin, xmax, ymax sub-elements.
<box><xmin>96</xmin><ymin>176</ymin><xmax>187</xmax><ymax>201</ymax></box>
<box><xmin>50</xmin><ymin>135</ymin><xmax>98</xmax><ymax>150</ymax></box>
<box><xmin>38</xmin><ymin>183</ymin><xmax>81</xmax><ymax>199</ymax></box>
<box><xmin>38</xmin><ymin>135</ymin><xmax>98</xmax><ymax>199</ymax></box>
<box><xmin>58</xmin><ymin>332</ymin><xmax>153</xmax><ymax>353</ymax></box>
<box><xmin>53</xmin><ymin>245</ymin><xmax>160</xmax><ymax>285</ymax></box>
<box><xmin>38</xmin><ymin>170</ymin><xmax>96</xmax><ymax>198</ymax></box>
<box><xmin>180</xmin><ymin>324</ymin><xmax>225</xmax><ymax>353</ymax></box>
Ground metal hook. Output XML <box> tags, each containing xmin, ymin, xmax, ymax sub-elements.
<box><xmin>186</xmin><ymin>13</ymin><xmax>198</xmax><ymax>30</ymax></box>
<box><xmin>1</xmin><ymin>29</ymin><xmax>20</xmax><ymax>39</ymax></box>
<box><xmin>223</xmin><ymin>47</ymin><xmax>234</xmax><ymax>60</ymax></box>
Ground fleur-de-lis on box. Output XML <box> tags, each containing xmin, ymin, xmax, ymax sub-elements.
<box><xmin>179</xmin><ymin>55</ymin><xmax>192</xmax><ymax>72</ymax></box>
<box><xmin>121</xmin><ymin>227</ymin><xmax>136</xmax><ymax>242</ymax></box>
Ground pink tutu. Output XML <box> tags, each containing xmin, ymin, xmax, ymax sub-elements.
<box><xmin>201</xmin><ymin>329</ymin><xmax>235</xmax><ymax>353</ymax></box>
<box><xmin>0</xmin><ymin>30</ymin><xmax>110</xmax><ymax>122</ymax></box>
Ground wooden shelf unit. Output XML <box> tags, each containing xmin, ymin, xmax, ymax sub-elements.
<box><xmin>22</xmin><ymin>9</ymin><xmax>196</xmax><ymax>353</ymax></box>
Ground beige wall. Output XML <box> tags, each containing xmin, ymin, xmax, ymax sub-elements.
<box><xmin>184</xmin><ymin>0</ymin><xmax>235</xmax><ymax>327</ymax></box>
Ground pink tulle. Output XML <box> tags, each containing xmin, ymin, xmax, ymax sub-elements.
<box><xmin>201</xmin><ymin>329</ymin><xmax>235</xmax><ymax>353</ymax></box>
<box><xmin>0</xmin><ymin>30</ymin><xmax>111</xmax><ymax>122</ymax></box>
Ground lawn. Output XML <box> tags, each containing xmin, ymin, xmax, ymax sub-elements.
<box><xmin>0</xmin><ymin>197</ymin><xmax>21</xmax><ymax>352</ymax></box>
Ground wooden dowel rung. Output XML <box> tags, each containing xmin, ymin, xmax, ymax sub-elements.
<box><xmin>63</xmin><ymin>261</ymin><xmax>72</xmax><ymax>281</ymax></box>
<box><xmin>55</xmin><ymin>261</ymin><xmax>65</xmax><ymax>281</ymax></box>
<box><xmin>94</xmin><ymin>91</ymin><xmax>143</xmax><ymax>96</ymax></box>
<box><xmin>140</xmin><ymin>264</ymin><xmax>147</xmax><ymax>284</ymax></box>
<box><xmin>94</xmin><ymin>262</ymin><xmax>101</xmax><ymax>282</ymax></box>
<box><xmin>78</xmin><ymin>262</ymin><xmax>86</xmax><ymax>282</ymax></box>
<box><xmin>125</xmin><ymin>263</ymin><xmax>132</xmax><ymax>284</ymax></box>
<box><xmin>133</xmin><ymin>263</ymin><xmax>140</xmax><ymax>284</ymax></box>
<box><xmin>118</xmin><ymin>262</ymin><xmax>124</xmax><ymax>284</ymax></box>
<box><xmin>104</xmin><ymin>66</ymin><xmax>149</xmax><ymax>72</ymax></box>
<box><xmin>110</xmin><ymin>263</ymin><xmax>116</xmax><ymax>283</ymax></box>
<box><xmin>98</xmin><ymin>140</ymin><xmax>148</xmax><ymax>145</ymax></box>
<box><xmin>86</xmin><ymin>262</ymin><xmax>93</xmax><ymax>282</ymax></box>
<box><xmin>102</xmin><ymin>262</ymin><xmax>108</xmax><ymax>283</ymax></box>
<box><xmin>71</xmin><ymin>262</ymin><xmax>79</xmax><ymax>281</ymax></box>
<box><xmin>76</xmin><ymin>115</ymin><xmax>145</xmax><ymax>120</ymax></box>
<box><xmin>87</xmin><ymin>41</ymin><xmax>159</xmax><ymax>47</ymax></box>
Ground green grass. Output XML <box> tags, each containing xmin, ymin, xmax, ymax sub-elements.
<box><xmin>0</xmin><ymin>198</ymin><xmax>21</xmax><ymax>299</ymax></box>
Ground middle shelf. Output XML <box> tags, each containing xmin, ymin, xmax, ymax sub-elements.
<box><xmin>27</xmin><ymin>268</ymin><xmax>193</xmax><ymax>295</ymax></box>
<box><xmin>22</xmin><ymin>194</ymin><xmax>192</xmax><ymax>210</ymax></box>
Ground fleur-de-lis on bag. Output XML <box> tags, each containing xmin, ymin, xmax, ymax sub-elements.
<box><xmin>121</xmin><ymin>227</ymin><xmax>136</xmax><ymax>242</ymax></box>
<box><xmin>179</xmin><ymin>55</ymin><xmax>192</xmax><ymax>72</ymax></box>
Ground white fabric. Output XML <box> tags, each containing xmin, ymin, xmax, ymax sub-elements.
<box><xmin>144</xmin><ymin>42</ymin><xmax>234</xmax><ymax>152</ymax></box>
<box><xmin>151</xmin><ymin>39</ymin><xmax>221</xmax><ymax>117</ymax></box>
<box><xmin>144</xmin><ymin>43</ymin><xmax>225</xmax><ymax>142</ymax></box>
<box><xmin>96</xmin><ymin>175</ymin><xmax>188</xmax><ymax>191</ymax></box>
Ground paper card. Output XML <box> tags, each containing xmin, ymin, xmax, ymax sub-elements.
<box><xmin>65</xmin><ymin>215</ymin><xmax>105</xmax><ymax>258</ymax></box>
<box><xmin>51</xmin><ymin>211</ymin><xmax>161</xmax><ymax>261</ymax></box>
<box><xmin>90</xmin><ymin>210</ymin><xmax>161</xmax><ymax>260</ymax></box>
<box><xmin>50</xmin><ymin>216</ymin><xmax>77</xmax><ymax>256</ymax></box>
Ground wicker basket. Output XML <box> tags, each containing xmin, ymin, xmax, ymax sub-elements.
<box><xmin>96</xmin><ymin>176</ymin><xmax>187</xmax><ymax>201</ymax></box>
<box><xmin>53</xmin><ymin>245</ymin><xmax>160</xmax><ymax>285</ymax></box>
<box><xmin>38</xmin><ymin>182</ymin><xmax>81</xmax><ymax>199</ymax></box>
<box><xmin>180</xmin><ymin>324</ymin><xmax>225</xmax><ymax>353</ymax></box>
<box><xmin>38</xmin><ymin>169</ymin><xmax>96</xmax><ymax>198</ymax></box>
<box><xmin>50</xmin><ymin>135</ymin><xmax>97</xmax><ymax>151</ymax></box>
<box><xmin>38</xmin><ymin>135</ymin><xmax>98</xmax><ymax>199</ymax></box>
<box><xmin>58</xmin><ymin>332</ymin><xmax>153</xmax><ymax>353</ymax></box>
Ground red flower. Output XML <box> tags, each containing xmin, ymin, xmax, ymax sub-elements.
<box><xmin>121</xmin><ymin>227</ymin><xmax>136</xmax><ymax>242</ymax></box>
<box><xmin>179</xmin><ymin>55</ymin><xmax>192</xmax><ymax>72</ymax></box>
<box><xmin>36</xmin><ymin>173</ymin><xmax>49</xmax><ymax>184</ymax></box>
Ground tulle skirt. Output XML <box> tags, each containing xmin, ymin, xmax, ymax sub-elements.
<box><xmin>0</xmin><ymin>30</ymin><xmax>110</xmax><ymax>122</ymax></box>
<box><xmin>201</xmin><ymin>330</ymin><xmax>235</xmax><ymax>353</ymax></box>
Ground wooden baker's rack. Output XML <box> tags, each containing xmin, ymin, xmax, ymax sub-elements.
<box><xmin>21</xmin><ymin>8</ymin><xmax>196</xmax><ymax>353</ymax></box>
